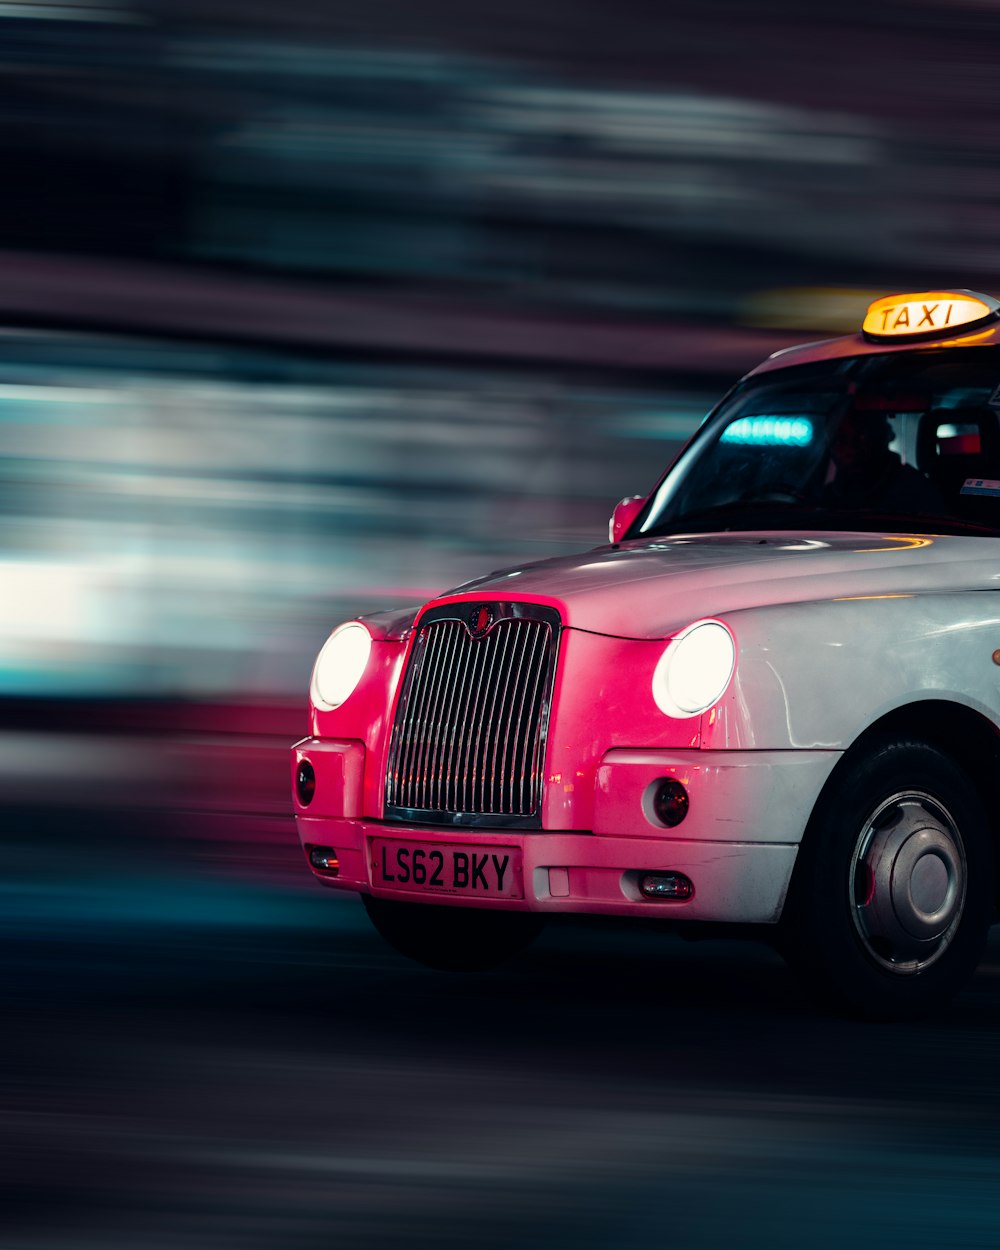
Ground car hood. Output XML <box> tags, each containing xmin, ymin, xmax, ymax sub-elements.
<box><xmin>436</xmin><ymin>531</ymin><xmax>1000</xmax><ymax>640</ymax></box>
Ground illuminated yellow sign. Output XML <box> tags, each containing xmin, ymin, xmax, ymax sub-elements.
<box><xmin>862</xmin><ymin>291</ymin><xmax>998</xmax><ymax>339</ymax></box>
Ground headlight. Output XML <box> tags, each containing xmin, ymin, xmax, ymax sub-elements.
<box><xmin>652</xmin><ymin>620</ymin><xmax>735</xmax><ymax>719</ymax></box>
<box><xmin>311</xmin><ymin>622</ymin><xmax>372</xmax><ymax>709</ymax></box>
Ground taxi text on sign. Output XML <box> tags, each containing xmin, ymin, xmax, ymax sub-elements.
<box><xmin>862</xmin><ymin>292</ymin><xmax>996</xmax><ymax>339</ymax></box>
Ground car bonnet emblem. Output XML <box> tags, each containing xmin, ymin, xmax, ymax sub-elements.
<box><xmin>468</xmin><ymin>605</ymin><xmax>494</xmax><ymax>638</ymax></box>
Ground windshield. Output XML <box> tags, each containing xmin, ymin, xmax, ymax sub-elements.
<box><xmin>635</xmin><ymin>347</ymin><xmax>1000</xmax><ymax>539</ymax></box>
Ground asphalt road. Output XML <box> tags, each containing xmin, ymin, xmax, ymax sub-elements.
<box><xmin>6</xmin><ymin>808</ymin><xmax>1000</xmax><ymax>1250</ymax></box>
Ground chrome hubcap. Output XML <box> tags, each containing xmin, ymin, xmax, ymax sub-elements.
<box><xmin>849</xmin><ymin>791</ymin><xmax>966</xmax><ymax>974</ymax></box>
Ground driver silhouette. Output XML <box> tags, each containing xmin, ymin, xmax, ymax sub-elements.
<box><xmin>823</xmin><ymin>406</ymin><xmax>944</xmax><ymax>516</ymax></box>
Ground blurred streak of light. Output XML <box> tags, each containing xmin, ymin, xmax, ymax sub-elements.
<box><xmin>739</xmin><ymin>286</ymin><xmax>883</xmax><ymax>332</ymax></box>
<box><xmin>476</xmin><ymin>85</ymin><xmax>878</xmax><ymax>163</ymax></box>
<box><xmin>0</xmin><ymin>1</ymin><xmax>135</xmax><ymax>20</ymax></box>
<box><xmin>0</xmin><ymin>332</ymin><xmax>719</xmax><ymax>699</ymax></box>
<box><xmin>0</xmin><ymin>252</ymin><xmax>801</xmax><ymax>369</ymax></box>
<box><xmin>5</xmin><ymin>11</ymin><xmax>1000</xmax><ymax>295</ymax></box>
<box><xmin>1</xmin><ymin>560</ymin><xmax>94</xmax><ymax>640</ymax></box>
<box><xmin>196</xmin><ymin>43</ymin><xmax>894</xmax><ymax>273</ymax></box>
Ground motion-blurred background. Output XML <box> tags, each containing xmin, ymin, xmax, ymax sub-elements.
<box><xmin>6</xmin><ymin>0</ymin><xmax>1000</xmax><ymax>851</ymax></box>
<box><xmin>7</xmin><ymin>4</ymin><xmax>1000</xmax><ymax>1248</ymax></box>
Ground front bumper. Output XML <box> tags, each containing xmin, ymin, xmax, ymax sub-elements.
<box><xmin>292</xmin><ymin>741</ymin><xmax>840</xmax><ymax>925</ymax></box>
<box><xmin>296</xmin><ymin>817</ymin><xmax>797</xmax><ymax>923</ymax></box>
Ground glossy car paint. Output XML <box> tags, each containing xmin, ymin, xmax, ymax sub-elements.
<box><xmin>293</xmin><ymin>317</ymin><xmax>1000</xmax><ymax>926</ymax></box>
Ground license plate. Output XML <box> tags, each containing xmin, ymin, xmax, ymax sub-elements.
<box><xmin>371</xmin><ymin>838</ymin><xmax>523</xmax><ymax>899</ymax></box>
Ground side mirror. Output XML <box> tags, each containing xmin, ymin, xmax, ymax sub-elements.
<box><xmin>609</xmin><ymin>495</ymin><xmax>645</xmax><ymax>544</ymax></box>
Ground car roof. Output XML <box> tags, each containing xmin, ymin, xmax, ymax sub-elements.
<box><xmin>747</xmin><ymin>289</ymin><xmax>1000</xmax><ymax>379</ymax></box>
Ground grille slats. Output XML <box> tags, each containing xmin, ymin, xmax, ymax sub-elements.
<box><xmin>512</xmin><ymin>626</ymin><xmax>546</xmax><ymax>812</ymax></box>
<box><xmin>471</xmin><ymin>627</ymin><xmax>503</xmax><ymax>811</ymax></box>
<box><xmin>501</xmin><ymin>625</ymin><xmax>532</xmax><ymax>812</ymax></box>
<box><xmin>430</xmin><ymin>624</ymin><xmax>466</xmax><ymax>810</ymax></box>
<box><xmin>475</xmin><ymin>630</ymin><xmax>507</xmax><ymax>815</ymax></box>
<box><xmin>494</xmin><ymin>624</ymin><xmax>525</xmax><ymax>813</ymax></box>
<box><xmin>452</xmin><ymin>630</ymin><xmax>487</xmax><ymax>815</ymax></box>
<box><xmin>443</xmin><ymin>627</ymin><xmax>470</xmax><ymax>813</ymax></box>
<box><xmin>385</xmin><ymin>606</ymin><xmax>557</xmax><ymax>823</ymax></box>
<box><xmin>412</xmin><ymin>624</ymin><xmax>451</xmax><ymax>810</ymax></box>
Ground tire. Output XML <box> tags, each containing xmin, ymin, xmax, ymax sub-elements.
<box><xmin>362</xmin><ymin>895</ymin><xmax>546</xmax><ymax>971</ymax></box>
<box><xmin>781</xmin><ymin>739</ymin><xmax>994</xmax><ymax>1019</ymax></box>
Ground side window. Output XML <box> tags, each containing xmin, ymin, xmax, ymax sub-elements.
<box><xmin>914</xmin><ymin>396</ymin><xmax>1000</xmax><ymax>520</ymax></box>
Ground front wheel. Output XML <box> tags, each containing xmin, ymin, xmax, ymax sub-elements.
<box><xmin>781</xmin><ymin>740</ymin><xmax>994</xmax><ymax>1018</ymax></box>
<box><xmin>362</xmin><ymin>895</ymin><xmax>546</xmax><ymax>971</ymax></box>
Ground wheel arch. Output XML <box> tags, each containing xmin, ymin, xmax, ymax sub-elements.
<box><xmin>795</xmin><ymin>698</ymin><xmax>1000</xmax><ymax>914</ymax></box>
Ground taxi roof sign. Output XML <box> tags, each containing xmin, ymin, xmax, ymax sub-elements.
<box><xmin>862</xmin><ymin>290</ymin><xmax>1000</xmax><ymax>342</ymax></box>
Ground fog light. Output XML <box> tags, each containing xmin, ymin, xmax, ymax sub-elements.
<box><xmin>652</xmin><ymin>779</ymin><xmax>689</xmax><ymax>827</ymax></box>
<box><xmin>309</xmin><ymin>846</ymin><xmax>339</xmax><ymax>874</ymax></box>
<box><xmin>639</xmin><ymin>872</ymin><xmax>693</xmax><ymax>900</ymax></box>
<box><xmin>296</xmin><ymin>759</ymin><xmax>316</xmax><ymax>806</ymax></box>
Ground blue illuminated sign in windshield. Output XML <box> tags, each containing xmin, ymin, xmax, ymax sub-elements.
<box><xmin>720</xmin><ymin>417</ymin><xmax>813</xmax><ymax>446</ymax></box>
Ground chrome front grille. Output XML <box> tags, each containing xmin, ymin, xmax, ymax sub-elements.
<box><xmin>384</xmin><ymin>603</ymin><xmax>560</xmax><ymax>826</ymax></box>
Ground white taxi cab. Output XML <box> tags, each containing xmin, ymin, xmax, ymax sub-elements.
<box><xmin>292</xmin><ymin>290</ymin><xmax>1000</xmax><ymax>1017</ymax></box>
